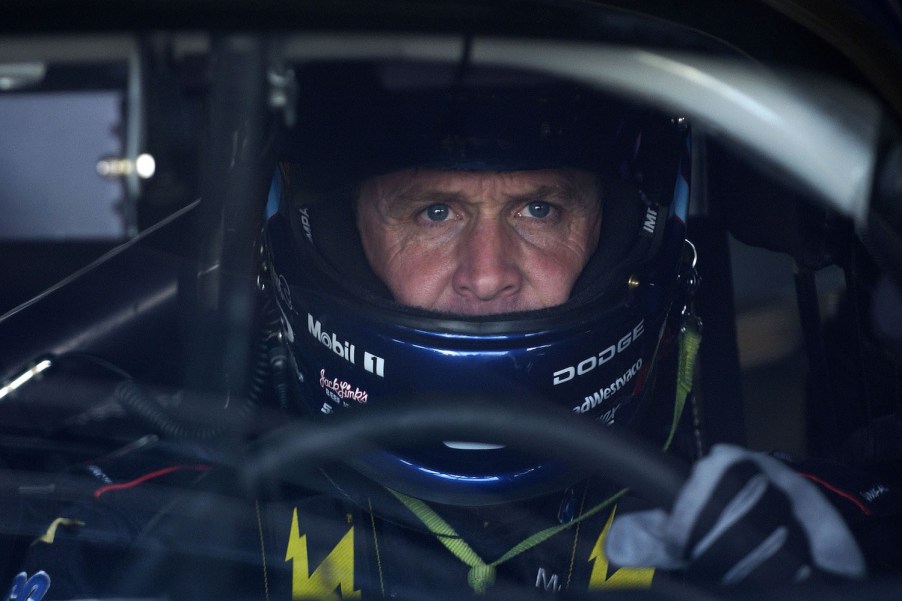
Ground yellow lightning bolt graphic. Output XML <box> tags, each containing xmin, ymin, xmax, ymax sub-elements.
<box><xmin>286</xmin><ymin>507</ymin><xmax>361</xmax><ymax>600</ymax></box>
<box><xmin>588</xmin><ymin>507</ymin><xmax>655</xmax><ymax>590</ymax></box>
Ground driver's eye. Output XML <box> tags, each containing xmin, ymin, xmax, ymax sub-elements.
<box><xmin>523</xmin><ymin>201</ymin><xmax>552</xmax><ymax>219</ymax></box>
<box><xmin>423</xmin><ymin>203</ymin><xmax>452</xmax><ymax>222</ymax></box>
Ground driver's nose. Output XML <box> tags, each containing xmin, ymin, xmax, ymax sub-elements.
<box><xmin>451</xmin><ymin>217</ymin><xmax>522</xmax><ymax>303</ymax></box>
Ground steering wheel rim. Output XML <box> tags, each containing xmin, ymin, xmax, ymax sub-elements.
<box><xmin>241</xmin><ymin>394</ymin><xmax>690</xmax><ymax>508</ymax></box>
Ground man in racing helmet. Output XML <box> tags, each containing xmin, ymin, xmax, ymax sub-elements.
<box><xmin>257</xmin><ymin>59</ymin><xmax>871</xmax><ymax>595</ymax></box>
<box><xmin>267</xmin><ymin>63</ymin><xmax>691</xmax><ymax>504</ymax></box>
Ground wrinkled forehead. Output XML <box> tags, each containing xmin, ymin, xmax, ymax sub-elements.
<box><xmin>358</xmin><ymin>168</ymin><xmax>601</xmax><ymax>210</ymax></box>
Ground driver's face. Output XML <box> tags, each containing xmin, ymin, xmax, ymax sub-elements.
<box><xmin>357</xmin><ymin>168</ymin><xmax>602</xmax><ymax>315</ymax></box>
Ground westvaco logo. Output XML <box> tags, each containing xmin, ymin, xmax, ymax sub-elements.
<box><xmin>307</xmin><ymin>314</ymin><xmax>385</xmax><ymax>377</ymax></box>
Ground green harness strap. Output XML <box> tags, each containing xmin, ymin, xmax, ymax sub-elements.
<box><xmin>388</xmin><ymin>318</ymin><xmax>702</xmax><ymax>594</ymax></box>
<box><xmin>387</xmin><ymin>485</ymin><xmax>628</xmax><ymax>594</ymax></box>
<box><xmin>663</xmin><ymin>316</ymin><xmax>702</xmax><ymax>452</ymax></box>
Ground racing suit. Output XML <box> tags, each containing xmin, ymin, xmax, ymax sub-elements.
<box><xmin>14</xmin><ymin>447</ymin><xmax>658</xmax><ymax>599</ymax></box>
<box><xmin>11</xmin><ymin>441</ymin><xmax>899</xmax><ymax>600</ymax></box>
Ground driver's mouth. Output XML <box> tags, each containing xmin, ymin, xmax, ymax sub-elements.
<box><xmin>442</xmin><ymin>441</ymin><xmax>506</xmax><ymax>450</ymax></box>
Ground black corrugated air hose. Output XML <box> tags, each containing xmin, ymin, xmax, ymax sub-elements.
<box><xmin>115</xmin><ymin>320</ymin><xmax>275</xmax><ymax>440</ymax></box>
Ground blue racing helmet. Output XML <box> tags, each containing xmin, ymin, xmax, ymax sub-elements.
<box><xmin>262</xmin><ymin>59</ymin><xmax>694</xmax><ymax>505</ymax></box>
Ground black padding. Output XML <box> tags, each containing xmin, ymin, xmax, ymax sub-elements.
<box><xmin>304</xmin><ymin>186</ymin><xmax>394</xmax><ymax>300</ymax></box>
<box><xmin>571</xmin><ymin>178</ymin><xmax>650</xmax><ymax>300</ymax></box>
<box><xmin>709</xmin><ymin>140</ymin><xmax>843</xmax><ymax>270</ymax></box>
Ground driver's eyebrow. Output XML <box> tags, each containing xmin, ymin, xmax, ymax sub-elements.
<box><xmin>379</xmin><ymin>189</ymin><xmax>468</xmax><ymax>218</ymax></box>
<box><xmin>390</xmin><ymin>182</ymin><xmax>591</xmax><ymax>209</ymax></box>
<box><xmin>504</xmin><ymin>183</ymin><xmax>592</xmax><ymax>208</ymax></box>
<box><xmin>392</xmin><ymin>189</ymin><xmax>467</xmax><ymax>209</ymax></box>
<box><xmin>376</xmin><ymin>176</ymin><xmax>598</xmax><ymax>217</ymax></box>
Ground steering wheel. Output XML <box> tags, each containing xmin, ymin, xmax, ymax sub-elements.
<box><xmin>241</xmin><ymin>395</ymin><xmax>690</xmax><ymax>510</ymax></box>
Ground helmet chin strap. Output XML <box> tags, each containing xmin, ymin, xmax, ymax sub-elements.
<box><xmin>662</xmin><ymin>307</ymin><xmax>702</xmax><ymax>452</ymax></box>
<box><xmin>663</xmin><ymin>239</ymin><xmax>702</xmax><ymax>453</ymax></box>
